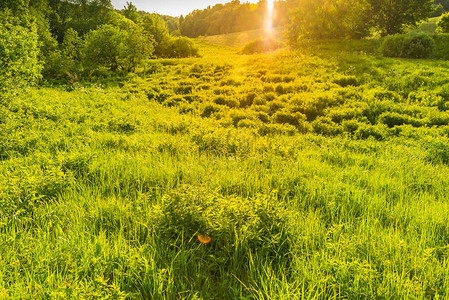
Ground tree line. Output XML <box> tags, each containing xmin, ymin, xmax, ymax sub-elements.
<box><xmin>179</xmin><ymin>0</ymin><xmax>288</xmax><ymax>38</ymax></box>
<box><xmin>287</xmin><ymin>0</ymin><xmax>438</xmax><ymax>41</ymax></box>
<box><xmin>0</xmin><ymin>0</ymin><xmax>198</xmax><ymax>91</ymax></box>
<box><xmin>176</xmin><ymin>0</ymin><xmax>444</xmax><ymax>41</ymax></box>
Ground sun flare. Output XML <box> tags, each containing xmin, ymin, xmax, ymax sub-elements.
<box><xmin>265</xmin><ymin>0</ymin><xmax>275</xmax><ymax>33</ymax></box>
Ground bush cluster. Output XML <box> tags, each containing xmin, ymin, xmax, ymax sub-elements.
<box><xmin>380</xmin><ymin>33</ymin><xmax>435</xmax><ymax>59</ymax></box>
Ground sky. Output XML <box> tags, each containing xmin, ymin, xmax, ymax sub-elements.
<box><xmin>110</xmin><ymin>0</ymin><xmax>260</xmax><ymax>17</ymax></box>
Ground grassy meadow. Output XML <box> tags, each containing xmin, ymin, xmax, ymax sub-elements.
<box><xmin>3</xmin><ymin>37</ymin><xmax>449</xmax><ymax>299</ymax></box>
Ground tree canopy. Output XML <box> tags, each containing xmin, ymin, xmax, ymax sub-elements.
<box><xmin>287</xmin><ymin>0</ymin><xmax>435</xmax><ymax>42</ymax></box>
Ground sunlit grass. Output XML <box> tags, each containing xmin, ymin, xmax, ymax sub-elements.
<box><xmin>2</xmin><ymin>38</ymin><xmax>449</xmax><ymax>298</ymax></box>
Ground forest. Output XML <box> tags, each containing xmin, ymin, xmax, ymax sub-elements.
<box><xmin>3</xmin><ymin>0</ymin><xmax>449</xmax><ymax>298</ymax></box>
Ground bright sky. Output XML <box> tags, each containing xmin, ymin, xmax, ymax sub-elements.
<box><xmin>110</xmin><ymin>0</ymin><xmax>260</xmax><ymax>17</ymax></box>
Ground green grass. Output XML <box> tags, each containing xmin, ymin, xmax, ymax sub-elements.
<box><xmin>2</xmin><ymin>38</ymin><xmax>449</xmax><ymax>298</ymax></box>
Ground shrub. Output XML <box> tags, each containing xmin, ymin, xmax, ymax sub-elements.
<box><xmin>240</xmin><ymin>38</ymin><xmax>281</xmax><ymax>54</ymax></box>
<box><xmin>201</xmin><ymin>104</ymin><xmax>221</xmax><ymax>118</ymax></box>
<box><xmin>272</xmin><ymin>111</ymin><xmax>307</xmax><ymax>129</ymax></box>
<box><xmin>333</xmin><ymin>75</ymin><xmax>359</xmax><ymax>87</ymax></box>
<box><xmin>432</xmin><ymin>4</ymin><xmax>445</xmax><ymax>18</ymax></box>
<box><xmin>312</xmin><ymin>117</ymin><xmax>343</xmax><ymax>136</ymax></box>
<box><xmin>402</xmin><ymin>33</ymin><xmax>435</xmax><ymax>58</ymax></box>
<box><xmin>164</xmin><ymin>36</ymin><xmax>199</xmax><ymax>58</ymax></box>
<box><xmin>163</xmin><ymin>96</ymin><xmax>185</xmax><ymax>107</ymax></box>
<box><xmin>153</xmin><ymin>186</ymin><xmax>293</xmax><ymax>284</ymax></box>
<box><xmin>213</xmin><ymin>96</ymin><xmax>239</xmax><ymax>108</ymax></box>
<box><xmin>240</xmin><ymin>92</ymin><xmax>257</xmax><ymax>108</ymax></box>
<box><xmin>437</xmin><ymin>12</ymin><xmax>449</xmax><ymax>33</ymax></box>
<box><xmin>425</xmin><ymin>141</ymin><xmax>449</xmax><ymax>164</ymax></box>
<box><xmin>380</xmin><ymin>33</ymin><xmax>435</xmax><ymax>59</ymax></box>
<box><xmin>378</xmin><ymin>111</ymin><xmax>423</xmax><ymax>127</ymax></box>
<box><xmin>355</xmin><ymin>124</ymin><xmax>386</xmax><ymax>140</ymax></box>
<box><xmin>83</xmin><ymin>24</ymin><xmax>153</xmax><ymax>72</ymax></box>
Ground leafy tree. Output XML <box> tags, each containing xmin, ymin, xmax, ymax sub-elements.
<box><xmin>122</xmin><ymin>1</ymin><xmax>140</xmax><ymax>23</ymax></box>
<box><xmin>0</xmin><ymin>13</ymin><xmax>41</xmax><ymax>102</ymax></box>
<box><xmin>179</xmin><ymin>0</ymin><xmax>287</xmax><ymax>38</ymax></box>
<box><xmin>368</xmin><ymin>0</ymin><xmax>434</xmax><ymax>35</ymax></box>
<box><xmin>436</xmin><ymin>0</ymin><xmax>449</xmax><ymax>11</ymax></box>
<box><xmin>61</xmin><ymin>28</ymin><xmax>82</xmax><ymax>60</ymax></box>
<box><xmin>83</xmin><ymin>24</ymin><xmax>153</xmax><ymax>72</ymax></box>
<box><xmin>164</xmin><ymin>36</ymin><xmax>199</xmax><ymax>58</ymax></box>
<box><xmin>437</xmin><ymin>12</ymin><xmax>449</xmax><ymax>32</ymax></box>
<box><xmin>432</xmin><ymin>3</ymin><xmax>445</xmax><ymax>17</ymax></box>
<box><xmin>287</xmin><ymin>0</ymin><xmax>434</xmax><ymax>41</ymax></box>
<box><xmin>142</xmin><ymin>13</ymin><xmax>170</xmax><ymax>56</ymax></box>
<box><xmin>287</xmin><ymin>0</ymin><xmax>372</xmax><ymax>41</ymax></box>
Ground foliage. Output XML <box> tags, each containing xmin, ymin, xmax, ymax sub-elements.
<box><xmin>0</xmin><ymin>15</ymin><xmax>41</xmax><ymax>101</ymax></box>
<box><xmin>142</xmin><ymin>13</ymin><xmax>170</xmax><ymax>57</ymax></box>
<box><xmin>380</xmin><ymin>33</ymin><xmax>435</xmax><ymax>58</ymax></box>
<box><xmin>180</xmin><ymin>0</ymin><xmax>288</xmax><ymax>37</ymax></box>
<box><xmin>287</xmin><ymin>0</ymin><xmax>434</xmax><ymax>41</ymax></box>
<box><xmin>369</xmin><ymin>0</ymin><xmax>434</xmax><ymax>36</ymax></box>
<box><xmin>83</xmin><ymin>24</ymin><xmax>153</xmax><ymax>72</ymax></box>
<box><xmin>437</xmin><ymin>12</ymin><xmax>449</xmax><ymax>32</ymax></box>
<box><xmin>241</xmin><ymin>38</ymin><xmax>282</xmax><ymax>54</ymax></box>
<box><xmin>287</xmin><ymin>0</ymin><xmax>372</xmax><ymax>41</ymax></box>
<box><xmin>431</xmin><ymin>3</ymin><xmax>445</xmax><ymax>17</ymax></box>
<box><xmin>164</xmin><ymin>36</ymin><xmax>199</xmax><ymax>58</ymax></box>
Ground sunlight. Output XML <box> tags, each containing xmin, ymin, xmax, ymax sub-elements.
<box><xmin>265</xmin><ymin>0</ymin><xmax>275</xmax><ymax>34</ymax></box>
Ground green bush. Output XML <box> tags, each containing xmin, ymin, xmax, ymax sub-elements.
<box><xmin>380</xmin><ymin>33</ymin><xmax>435</xmax><ymax>59</ymax></box>
<box><xmin>164</xmin><ymin>36</ymin><xmax>199</xmax><ymax>58</ymax></box>
<box><xmin>240</xmin><ymin>38</ymin><xmax>282</xmax><ymax>55</ymax></box>
<box><xmin>312</xmin><ymin>117</ymin><xmax>344</xmax><ymax>136</ymax></box>
<box><xmin>378</xmin><ymin>111</ymin><xmax>423</xmax><ymax>127</ymax></box>
<box><xmin>83</xmin><ymin>24</ymin><xmax>153</xmax><ymax>72</ymax></box>
<box><xmin>425</xmin><ymin>141</ymin><xmax>449</xmax><ymax>164</ymax></box>
<box><xmin>201</xmin><ymin>104</ymin><xmax>221</xmax><ymax>118</ymax></box>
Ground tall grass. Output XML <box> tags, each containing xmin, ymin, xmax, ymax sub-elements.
<box><xmin>2</xmin><ymin>39</ymin><xmax>449</xmax><ymax>298</ymax></box>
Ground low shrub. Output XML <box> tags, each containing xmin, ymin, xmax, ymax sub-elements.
<box><xmin>240</xmin><ymin>38</ymin><xmax>282</xmax><ymax>55</ymax></box>
<box><xmin>333</xmin><ymin>75</ymin><xmax>359</xmax><ymax>87</ymax></box>
<box><xmin>380</xmin><ymin>33</ymin><xmax>435</xmax><ymax>59</ymax></box>
<box><xmin>312</xmin><ymin>117</ymin><xmax>343</xmax><ymax>136</ymax></box>
<box><xmin>378</xmin><ymin>111</ymin><xmax>423</xmax><ymax>128</ymax></box>
<box><xmin>201</xmin><ymin>104</ymin><xmax>221</xmax><ymax>118</ymax></box>
<box><xmin>164</xmin><ymin>36</ymin><xmax>199</xmax><ymax>58</ymax></box>
<box><xmin>425</xmin><ymin>141</ymin><xmax>449</xmax><ymax>164</ymax></box>
<box><xmin>355</xmin><ymin>124</ymin><xmax>386</xmax><ymax>140</ymax></box>
<box><xmin>213</xmin><ymin>96</ymin><xmax>239</xmax><ymax>108</ymax></box>
<box><xmin>239</xmin><ymin>92</ymin><xmax>257</xmax><ymax>108</ymax></box>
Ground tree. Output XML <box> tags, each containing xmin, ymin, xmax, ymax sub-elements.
<box><xmin>287</xmin><ymin>0</ymin><xmax>434</xmax><ymax>41</ymax></box>
<box><xmin>368</xmin><ymin>0</ymin><xmax>434</xmax><ymax>35</ymax></box>
<box><xmin>122</xmin><ymin>1</ymin><xmax>140</xmax><ymax>23</ymax></box>
<box><xmin>0</xmin><ymin>12</ymin><xmax>41</xmax><ymax>102</ymax></box>
<box><xmin>164</xmin><ymin>36</ymin><xmax>199</xmax><ymax>58</ymax></box>
<box><xmin>142</xmin><ymin>13</ymin><xmax>169</xmax><ymax>56</ymax></box>
<box><xmin>287</xmin><ymin>0</ymin><xmax>373</xmax><ymax>41</ymax></box>
<box><xmin>437</xmin><ymin>12</ymin><xmax>449</xmax><ymax>32</ymax></box>
<box><xmin>83</xmin><ymin>24</ymin><xmax>153</xmax><ymax>72</ymax></box>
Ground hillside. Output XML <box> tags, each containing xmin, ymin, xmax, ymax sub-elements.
<box><xmin>199</xmin><ymin>27</ymin><xmax>283</xmax><ymax>48</ymax></box>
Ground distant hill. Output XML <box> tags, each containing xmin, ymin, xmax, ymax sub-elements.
<box><xmin>199</xmin><ymin>28</ymin><xmax>283</xmax><ymax>48</ymax></box>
